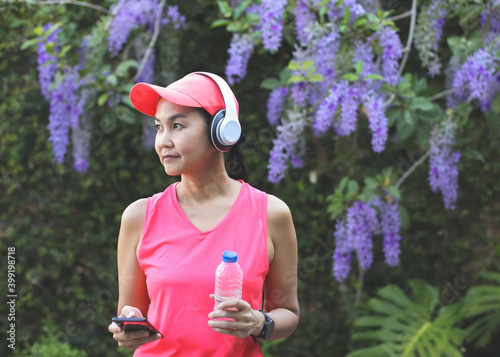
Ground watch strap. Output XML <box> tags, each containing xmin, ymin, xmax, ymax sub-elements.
<box><xmin>250</xmin><ymin>310</ymin><xmax>274</xmax><ymax>344</ymax></box>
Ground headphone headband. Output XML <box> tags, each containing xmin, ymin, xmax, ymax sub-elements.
<box><xmin>193</xmin><ymin>72</ymin><xmax>238</xmax><ymax>123</ymax></box>
<box><xmin>193</xmin><ymin>72</ymin><xmax>241</xmax><ymax>150</ymax></box>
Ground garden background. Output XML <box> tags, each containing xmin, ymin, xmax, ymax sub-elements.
<box><xmin>1</xmin><ymin>0</ymin><xmax>499</xmax><ymax>356</ymax></box>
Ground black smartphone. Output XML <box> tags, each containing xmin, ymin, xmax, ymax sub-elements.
<box><xmin>112</xmin><ymin>317</ymin><xmax>163</xmax><ymax>338</ymax></box>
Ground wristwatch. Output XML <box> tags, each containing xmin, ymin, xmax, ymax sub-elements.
<box><xmin>251</xmin><ymin>310</ymin><xmax>275</xmax><ymax>343</ymax></box>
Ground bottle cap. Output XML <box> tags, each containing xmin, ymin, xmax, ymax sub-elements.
<box><xmin>222</xmin><ymin>251</ymin><xmax>237</xmax><ymax>263</ymax></box>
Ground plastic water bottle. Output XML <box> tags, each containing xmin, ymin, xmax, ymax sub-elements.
<box><xmin>214</xmin><ymin>251</ymin><xmax>243</xmax><ymax>310</ymax></box>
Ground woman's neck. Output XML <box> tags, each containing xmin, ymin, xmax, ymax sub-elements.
<box><xmin>177</xmin><ymin>170</ymin><xmax>238</xmax><ymax>203</ymax></box>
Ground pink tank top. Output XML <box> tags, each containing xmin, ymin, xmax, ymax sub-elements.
<box><xmin>136</xmin><ymin>181</ymin><xmax>269</xmax><ymax>356</ymax></box>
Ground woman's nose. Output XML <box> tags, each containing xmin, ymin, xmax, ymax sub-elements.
<box><xmin>156</xmin><ymin>130</ymin><xmax>173</xmax><ymax>147</ymax></box>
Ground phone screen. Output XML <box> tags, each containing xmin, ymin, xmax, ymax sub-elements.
<box><xmin>112</xmin><ymin>317</ymin><xmax>163</xmax><ymax>338</ymax></box>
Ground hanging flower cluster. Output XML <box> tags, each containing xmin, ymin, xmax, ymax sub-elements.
<box><xmin>333</xmin><ymin>197</ymin><xmax>402</xmax><ymax>282</ymax></box>
<box><xmin>414</xmin><ymin>0</ymin><xmax>449</xmax><ymax>77</ymax></box>
<box><xmin>428</xmin><ymin>115</ymin><xmax>461</xmax><ymax>210</ymax></box>
<box><xmin>36</xmin><ymin>2</ymin><xmax>186</xmax><ymax>171</ymax></box>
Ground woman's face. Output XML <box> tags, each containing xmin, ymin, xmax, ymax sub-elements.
<box><xmin>154</xmin><ymin>98</ymin><xmax>216</xmax><ymax>177</ymax></box>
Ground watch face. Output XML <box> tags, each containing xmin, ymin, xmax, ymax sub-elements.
<box><xmin>264</xmin><ymin>320</ymin><xmax>275</xmax><ymax>340</ymax></box>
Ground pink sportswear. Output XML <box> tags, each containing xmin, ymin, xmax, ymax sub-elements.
<box><xmin>135</xmin><ymin>181</ymin><xmax>269</xmax><ymax>356</ymax></box>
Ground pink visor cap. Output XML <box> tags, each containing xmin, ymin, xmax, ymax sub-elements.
<box><xmin>129</xmin><ymin>72</ymin><xmax>239</xmax><ymax>118</ymax></box>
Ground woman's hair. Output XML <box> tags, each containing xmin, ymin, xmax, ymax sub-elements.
<box><xmin>196</xmin><ymin>108</ymin><xmax>249</xmax><ymax>182</ymax></box>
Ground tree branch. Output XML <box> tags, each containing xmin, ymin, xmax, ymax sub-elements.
<box><xmin>395</xmin><ymin>149</ymin><xmax>431</xmax><ymax>189</ymax></box>
<box><xmin>387</xmin><ymin>10</ymin><xmax>412</xmax><ymax>22</ymax></box>
<box><xmin>34</xmin><ymin>0</ymin><xmax>109</xmax><ymax>13</ymax></box>
<box><xmin>355</xmin><ymin>266</ymin><xmax>365</xmax><ymax>303</ymax></box>
<box><xmin>134</xmin><ymin>0</ymin><xmax>166</xmax><ymax>82</ymax></box>
<box><xmin>428</xmin><ymin>88</ymin><xmax>456</xmax><ymax>102</ymax></box>
<box><xmin>398</xmin><ymin>0</ymin><xmax>417</xmax><ymax>78</ymax></box>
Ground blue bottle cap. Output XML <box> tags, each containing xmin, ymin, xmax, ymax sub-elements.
<box><xmin>222</xmin><ymin>251</ymin><xmax>237</xmax><ymax>263</ymax></box>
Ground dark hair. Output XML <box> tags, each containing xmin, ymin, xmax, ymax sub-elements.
<box><xmin>196</xmin><ymin>108</ymin><xmax>249</xmax><ymax>182</ymax></box>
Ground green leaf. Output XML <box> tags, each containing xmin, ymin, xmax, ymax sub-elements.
<box><xmin>353</xmin><ymin>17</ymin><xmax>368</xmax><ymax>28</ymax></box>
<box><xmin>490</xmin><ymin>93</ymin><xmax>500</xmax><ymax>113</ymax></box>
<box><xmin>404</xmin><ymin>110</ymin><xmax>416</xmax><ymax>126</ymax></box>
<box><xmin>211</xmin><ymin>19</ymin><xmax>231</xmax><ymax>28</ymax></box>
<box><xmin>260</xmin><ymin>78</ymin><xmax>281</xmax><ymax>90</ymax></box>
<box><xmin>106</xmin><ymin>74</ymin><xmax>118</xmax><ymax>86</ymax></box>
<box><xmin>288</xmin><ymin>61</ymin><xmax>300</xmax><ymax>71</ymax></box>
<box><xmin>302</xmin><ymin>60</ymin><xmax>314</xmax><ymax>70</ymax></box>
<box><xmin>363</xmin><ymin>73</ymin><xmax>384</xmax><ymax>81</ymax></box>
<box><xmin>463</xmin><ymin>148</ymin><xmax>485</xmax><ymax>163</ymax></box>
<box><xmin>309</xmin><ymin>73</ymin><xmax>323</xmax><ymax>82</ymax></box>
<box><xmin>355</xmin><ymin>60</ymin><xmax>363</xmax><ymax>75</ymax></box>
<box><xmin>364</xmin><ymin>177</ymin><xmax>379</xmax><ymax>190</ymax></box>
<box><xmin>347</xmin><ymin>279</ymin><xmax>465</xmax><ymax>357</ymax></box>
<box><xmin>462</xmin><ymin>276</ymin><xmax>500</xmax><ymax>347</ymax></box>
<box><xmin>385</xmin><ymin>186</ymin><xmax>401</xmax><ymax>199</ymax></box>
<box><xmin>97</xmin><ymin>92</ymin><xmax>109</xmax><ymax>107</ymax></box>
<box><xmin>34</xmin><ymin>25</ymin><xmax>44</xmax><ymax>37</ymax></box>
<box><xmin>234</xmin><ymin>0</ymin><xmax>252</xmax><ymax>19</ymax></box>
<box><xmin>347</xmin><ymin>180</ymin><xmax>359</xmax><ymax>197</ymax></box>
<box><xmin>341</xmin><ymin>73</ymin><xmax>359</xmax><ymax>82</ymax></box>
<box><xmin>288</xmin><ymin>75</ymin><xmax>304</xmax><ymax>84</ymax></box>
<box><xmin>343</xmin><ymin>6</ymin><xmax>351</xmax><ymax>24</ymax></box>
<box><xmin>410</xmin><ymin>97</ymin><xmax>434</xmax><ymax>112</ymax></box>
<box><xmin>115</xmin><ymin>59</ymin><xmax>138</xmax><ymax>78</ymax></box>
<box><xmin>59</xmin><ymin>45</ymin><xmax>72</xmax><ymax>58</ymax></box>
<box><xmin>397</xmin><ymin>115</ymin><xmax>415</xmax><ymax>141</ymax></box>
<box><xmin>217</xmin><ymin>1</ymin><xmax>232</xmax><ymax>17</ymax></box>
<box><xmin>20</xmin><ymin>38</ymin><xmax>39</xmax><ymax>51</ymax></box>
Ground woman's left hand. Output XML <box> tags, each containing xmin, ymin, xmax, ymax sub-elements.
<box><xmin>208</xmin><ymin>295</ymin><xmax>264</xmax><ymax>338</ymax></box>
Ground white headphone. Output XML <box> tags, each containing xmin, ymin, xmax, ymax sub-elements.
<box><xmin>194</xmin><ymin>72</ymin><xmax>242</xmax><ymax>152</ymax></box>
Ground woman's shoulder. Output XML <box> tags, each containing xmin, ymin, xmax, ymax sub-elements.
<box><xmin>121</xmin><ymin>198</ymin><xmax>148</xmax><ymax>226</ymax></box>
<box><xmin>266</xmin><ymin>194</ymin><xmax>293</xmax><ymax>224</ymax></box>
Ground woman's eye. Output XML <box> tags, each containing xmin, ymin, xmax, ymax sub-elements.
<box><xmin>173</xmin><ymin>123</ymin><xmax>182</xmax><ymax>129</ymax></box>
<box><xmin>155</xmin><ymin>124</ymin><xmax>162</xmax><ymax>131</ymax></box>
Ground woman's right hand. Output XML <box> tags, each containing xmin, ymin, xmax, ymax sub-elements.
<box><xmin>108</xmin><ymin>305</ymin><xmax>162</xmax><ymax>351</ymax></box>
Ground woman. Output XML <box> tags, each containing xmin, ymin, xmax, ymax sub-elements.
<box><xmin>108</xmin><ymin>72</ymin><xmax>299</xmax><ymax>356</ymax></box>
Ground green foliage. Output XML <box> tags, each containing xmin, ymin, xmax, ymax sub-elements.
<box><xmin>462</xmin><ymin>272</ymin><xmax>500</xmax><ymax>347</ymax></box>
<box><xmin>347</xmin><ymin>279</ymin><xmax>465</xmax><ymax>357</ymax></box>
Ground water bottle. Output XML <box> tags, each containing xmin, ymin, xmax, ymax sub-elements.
<box><xmin>214</xmin><ymin>251</ymin><xmax>243</xmax><ymax>310</ymax></box>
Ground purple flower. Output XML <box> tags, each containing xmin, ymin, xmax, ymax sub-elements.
<box><xmin>414</xmin><ymin>0</ymin><xmax>448</xmax><ymax>76</ymax></box>
<box><xmin>328</xmin><ymin>0</ymin><xmax>366</xmax><ymax>24</ymax></box>
<box><xmin>267</xmin><ymin>110</ymin><xmax>307</xmax><ymax>183</ymax></box>
<box><xmin>72</xmin><ymin>102</ymin><xmax>91</xmax><ymax>173</ymax></box>
<box><xmin>332</xmin><ymin>219</ymin><xmax>352</xmax><ymax>282</ymax></box>
<box><xmin>267</xmin><ymin>87</ymin><xmax>289</xmax><ymax>126</ymax></box>
<box><xmin>162</xmin><ymin>5</ymin><xmax>186</xmax><ymax>29</ymax></box>
<box><xmin>290</xmin><ymin>81</ymin><xmax>310</xmax><ymax>107</ymax></box>
<box><xmin>352</xmin><ymin>40</ymin><xmax>378</xmax><ymax>81</ymax></box>
<box><xmin>428</xmin><ymin>116</ymin><xmax>461</xmax><ymax>209</ymax></box>
<box><xmin>108</xmin><ymin>0</ymin><xmax>162</xmax><ymax>56</ymax></box>
<box><xmin>345</xmin><ymin>201</ymin><xmax>378</xmax><ymax>271</ymax></box>
<box><xmin>378</xmin><ymin>200</ymin><xmax>402</xmax><ymax>266</ymax></box>
<box><xmin>453</xmin><ymin>47</ymin><xmax>497</xmax><ymax>113</ymax></box>
<box><xmin>315</xmin><ymin>26</ymin><xmax>340</xmax><ymax>88</ymax></box>
<box><xmin>257</xmin><ymin>0</ymin><xmax>287</xmax><ymax>51</ymax></box>
<box><xmin>336</xmin><ymin>84</ymin><xmax>360</xmax><ymax>136</ymax></box>
<box><xmin>294</xmin><ymin>1</ymin><xmax>318</xmax><ymax>46</ymax></box>
<box><xmin>481</xmin><ymin>4</ymin><xmax>500</xmax><ymax>43</ymax></box>
<box><xmin>36</xmin><ymin>23</ymin><xmax>61</xmax><ymax>101</ymax></box>
<box><xmin>376</xmin><ymin>26</ymin><xmax>403</xmax><ymax>86</ymax></box>
<box><xmin>332</xmin><ymin>196</ymin><xmax>402</xmax><ymax>282</ymax></box>
<box><xmin>225</xmin><ymin>33</ymin><xmax>254</xmax><ymax>85</ymax></box>
<box><xmin>48</xmin><ymin>69</ymin><xmax>83</xmax><ymax>164</ymax></box>
<box><xmin>136</xmin><ymin>49</ymin><xmax>156</xmax><ymax>83</ymax></box>
<box><xmin>362</xmin><ymin>91</ymin><xmax>388</xmax><ymax>152</ymax></box>
<box><xmin>313</xmin><ymin>80</ymin><xmax>347</xmax><ymax>134</ymax></box>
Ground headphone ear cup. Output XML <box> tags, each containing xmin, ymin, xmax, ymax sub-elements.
<box><xmin>210</xmin><ymin>109</ymin><xmax>232</xmax><ymax>152</ymax></box>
